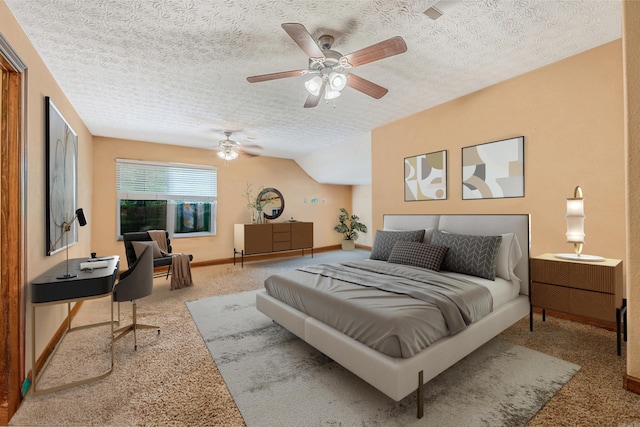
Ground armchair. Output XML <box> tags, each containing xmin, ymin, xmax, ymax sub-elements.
<box><xmin>122</xmin><ymin>231</ymin><xmax>193</xmax><ymax>279</ymax></box>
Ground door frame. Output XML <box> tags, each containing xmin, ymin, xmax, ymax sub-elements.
<box><xmin>0</xmin><ymin>33</ymin><xmax>27</xmax><ymax>425</ymax></box>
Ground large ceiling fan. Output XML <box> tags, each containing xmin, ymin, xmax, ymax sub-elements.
<box><xmin>247</xmin><ymin>23</ymin><xmax>407</xmax><ymax>108</ymax></box>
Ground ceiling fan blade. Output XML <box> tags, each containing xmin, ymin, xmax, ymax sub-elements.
<box><xmin>247</xmin><ymin>69</ymin><xmax>306</xmax><ymax>83</ymax></box>
<box><xmin>342</xmin><ymin>36</ymin><xmax>407</xmax><ymax>68</ymax></box>
<box><xmin>282</xmin><ymin>23</ymin><xmax>325</xmax><ymax>59</ymax></box>
<box><xmin>346</xmin><ymin>73</ymin><xmax>388</xmax><ymax>99</ymax></box>
<box><xmin>304</xmin><ymin>80</ymin><xmax>326</xmax><ymax>108</ymax></box>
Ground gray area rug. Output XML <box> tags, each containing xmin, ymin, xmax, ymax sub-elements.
<box><xmin>187</xmin><ymin>290</ymin><xmax>580</xmax><ymax>427</ymax></box>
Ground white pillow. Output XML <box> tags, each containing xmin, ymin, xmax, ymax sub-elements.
<box><xmin>495</xmin><ymin>233</ymin><xmax>523</xmax><ymax>282</ymax></box>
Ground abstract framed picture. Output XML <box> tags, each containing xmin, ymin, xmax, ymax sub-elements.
<box><xmin>404</xmin><ymin>150</ymin><xmax>447</xmax><ymax>201</ymax></box>
<box><xmin>462</xmin><ymin>136</ymin><xmax>524</xmax><ymax>200</ymax></box>
<box><xmin>45</xmin><ymin>96</ymin><xmax>78</xmax><ymax>255</ymax></box>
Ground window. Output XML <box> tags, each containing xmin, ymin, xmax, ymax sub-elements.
<box><xmin>116</xmin><ymin>159</ymin><xmax>217</xmax><ymax>238</ymax></box>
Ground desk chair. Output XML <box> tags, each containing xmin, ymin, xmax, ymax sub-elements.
<box><xmin>113</xmin><ymin>246</ymin><xmax>160</xmax><ymax>350</ymax></box>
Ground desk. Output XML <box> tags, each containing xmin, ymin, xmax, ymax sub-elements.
<box><xmin>31</xmin><ymin>256</ymin><xmax>119</xmax><ymax>395</ymax></box>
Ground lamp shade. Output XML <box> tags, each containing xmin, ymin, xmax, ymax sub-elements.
<box><xmin>328</xmin><ymin>72</ymin><xmax>347</xmax><ymax>91</ymax></box>
<box><xmin>324</xmin><ymin>88</ymin><xmax>341</xmax><ymax>100</ymax></box>
<box><xmin>304</xmin><ymin>76</ymin><xmax>323</xmax><ymax>96</ymax></box>
<box><xmin>565</xmin><ymin>198</ymin><xmax>584</xmax><ymax>243</ymax></box>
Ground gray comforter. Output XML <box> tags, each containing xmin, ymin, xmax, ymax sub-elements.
<box><xmin>263</xmin><ymin>260</ymin><xmax>493</xmax><ymax>358</ymax></box>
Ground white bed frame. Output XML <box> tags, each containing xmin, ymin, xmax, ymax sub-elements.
<box><xmin>256</xmin><ymin>214</ymin><xmax>530</xmax><ymax>418</ymax></box>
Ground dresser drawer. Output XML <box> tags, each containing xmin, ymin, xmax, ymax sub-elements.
<box><xmin>272</xmin><ymin>223</ymin><xmax>290</xmax><ymax>233</ymax></box>
<box><xmin>272</xmin><ymin>232</ymin><xmax>290</xmax><ymax>243</ymax></box>
<box><xmin>272</xmin><ymin>241</ymin><xmax>291</xmax><ymax>251</ymax></box>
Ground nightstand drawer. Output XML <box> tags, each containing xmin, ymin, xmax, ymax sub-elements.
<box><xmin>531</xmin><ymin>258</ymin><xmax>570</xmax><ymax>286</ymax></box>
<box><xmin>531</xmin><ymin>282</ymin><xmax>570</xmax><ymax>312</ymax></box>
<box><xmin>568</xmin><ymin>263</ymin><xmax>617</xmax><ymax>293</ymax></box>
<box><xmin>570</xmin><ymin>288</ymin><xmax>615</xmax><ymax>322</ymax></box>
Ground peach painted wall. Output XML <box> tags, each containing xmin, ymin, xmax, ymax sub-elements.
<box><xmin>2</xmin><ymin>2</ymin><xmax>95</xmax><ymax>372</ymax></box>
<box><xmin>91</xmin><ymin>137</ymin><xmax>353</xmax><ymax>264</ymax></box>
<box><xmin>372</xmin><ymin>41</ymin><xmax>625</xmax><ymax>264</ymax></box>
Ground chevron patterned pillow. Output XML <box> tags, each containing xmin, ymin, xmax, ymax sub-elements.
<box><xmin>387</xmin><ymin>241</ymin><xmax>449</xmax><ymax>271</ymax></box>
<box><xmin>370</xmin><ymin>229</ymin><xmax>426</xmax><ymax>261</ymax></box>
<box><xmin>431</xmin><ymin>230</ymin><xmax>502</xmax><ymax>280</ymax></box>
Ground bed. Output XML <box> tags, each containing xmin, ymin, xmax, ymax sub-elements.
<box><xmin>256</xmin><ymin>214</ymin><xmax>530</xmax><ymax>418</ymax></box>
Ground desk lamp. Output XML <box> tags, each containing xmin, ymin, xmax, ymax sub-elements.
<box><xmin>48</xmin><ymin>208</ymin><xmax>87</xmax><ymax>279</ymax></box>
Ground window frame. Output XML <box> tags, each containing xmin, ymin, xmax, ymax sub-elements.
<box><xmin>116</xmin><ymin>159</ymin><xmax>217</xmax><ymax>239</ymax></box>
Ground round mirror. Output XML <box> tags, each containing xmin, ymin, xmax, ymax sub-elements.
<box><xmin>258</xmin><ymin>188</ymin><xmax>284</xmax><ymax>220</ymax></box>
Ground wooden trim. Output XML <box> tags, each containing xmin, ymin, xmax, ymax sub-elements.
<box><xmin>624</xmin><ymin>374</ymin><xmax>640</xmax><ymax>395</ymax></box>
<box><xmin>190</xmin><ymin>245</ymin><xmax>343</xmax><ymax>268</ymax></box>
<box><xmin>0</xmin><ymin>41</ymin><xmax>26</xmax><ymax>425</ymax></box>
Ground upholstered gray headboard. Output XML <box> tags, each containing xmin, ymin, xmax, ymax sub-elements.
<box><xmin>383</xmin><ymin>214</ymin><xmax>530</xmax><ymax>295</ymax></box>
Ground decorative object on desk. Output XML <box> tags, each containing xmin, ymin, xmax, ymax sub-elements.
<box><xmin>48</xmin><ymin>208</ymin><xmax>87</xmax><ymax>279</ymax></box>
<box><xmin>45</xmin><ymin>96</ymin><xmax>79</xmax><ymax>255</ymax></box>
<box><xmin>404</xmin><ymin>150</ymin><xmax>447</xmax><ymax>201</ymax></box>
<box><xmin>462</xmin><ymin>136</ymin><xmax>524</xmax><ymax>200</ymax></box>
<box><xmin>555</xmin><ymin>186</ymin><xmax>605</xmax><ymax>262</ymax></box>
<box><xmin>334</xmin><ymin>207</ymin><xmax>367</xmax><ymax>251</ymax></box>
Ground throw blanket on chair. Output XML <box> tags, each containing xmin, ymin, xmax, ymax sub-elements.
<box><xmin>148</xmin><ymin>230</ymin><xmax>193</xmax><ymax>290</ymax></box>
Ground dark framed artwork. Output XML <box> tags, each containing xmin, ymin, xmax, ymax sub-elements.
<box><xmin>462</xmin><ymin>136</ymin><xmax>524</xmax><ymax>200</ymax></box>
<box><xmin>46</xmin><ymin>96</ymin><xmax>78</xmax><ymax>255</ymax></box>
<box><xmin>404</xmin><ymin>150</ymin><xmax>447</xmax><ymax>201</ymax></box>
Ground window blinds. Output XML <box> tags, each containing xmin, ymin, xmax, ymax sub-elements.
<box><xmin>116</xmin><ymin>159</ymin><xmax>217</xmax><ymax>201</ymax></box>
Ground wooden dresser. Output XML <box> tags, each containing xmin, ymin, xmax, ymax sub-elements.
<box><xmin>530</xmin><ymin>252</ymin><xmax>625</xmax><ymax>354</ymax></box>
<box><xmin>234</xmin><ymin>222</ymin><xmax>313</xmax><ymax>266</ymax></box>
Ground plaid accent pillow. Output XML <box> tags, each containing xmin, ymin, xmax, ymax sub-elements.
<box><xmin>387</xmin><ymin>241</ymin><xmax>449</xmax><ymax>271</ymax></box>
<box><xmin>431</xmin><ymin>230</ymin><xmax>502</xmax><ymax>280</ymax></box>
<box><xmin>370</xmin><ymin>229</ymin><xmax>426</xmax><ymax>261</ymax></box>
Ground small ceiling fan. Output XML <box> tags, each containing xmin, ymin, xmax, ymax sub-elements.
<box><xmin>216</xmin><ymin>131</ymin><xmax>260</xmax><ymax>160</ymax></box>
<box><xmin>246</xmin><ymin>23</ymin><xmax>407</xmax><ymax>108</ymax></box>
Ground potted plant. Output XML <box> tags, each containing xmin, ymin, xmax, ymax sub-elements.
<box><xmin>243</xmin><ymin>182</ymin><xmax>272</xmax><ymax>223</ymax></box>
<box><xmin>334</xmin><ymin>208</ymin><xmax>367</xmax><ymax>251</ymax></box>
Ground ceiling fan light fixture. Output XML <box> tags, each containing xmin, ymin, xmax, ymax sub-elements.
<box><xmin>305</xmin><ymin>76</ymin><xmax>323</xmax><ymax>96</ymax></box>
<box><xmin>329</xmin><ymin>72</ymin><xmax>347</xmax><ymax>91</ymax></box>
<box><xmin>324</xmin><ymin>87</ymin><xmax>341</xmax><ymax>100</ymax></box>
<box><xmin>218</xmin><ymin>148</ymin><xmax>239</xmax><ymax>161</ymax></box>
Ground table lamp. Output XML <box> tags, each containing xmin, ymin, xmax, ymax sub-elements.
<box><xmin>555</xmin><ymin>187</ymin><xmax>604</xmax><ymax>262</ymax></box>
<box><xmin>48</xmin><ymin>208</ymin><xmax>87</xmax><ymax>279</ymax></box>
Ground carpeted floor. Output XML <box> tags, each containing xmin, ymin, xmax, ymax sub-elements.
<box><xmin>9</xmin><ymin>249</ymin><xmax>640</xmax><ymax>426</ymax></box>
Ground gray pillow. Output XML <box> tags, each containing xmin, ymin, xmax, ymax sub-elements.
<box><xmin>430</xmin><ymin>230</ymin><xmax>502</xmax><ymax>280</ymax></box>
<box><xmin>370</xmin><ymin>229</ymin><xmax>425</xmax><ymax>261</ymax></box>
<box><xmin>387</xmin><ymin>241</ymin><xmax>449</xmax><ymax>271</ymax></box>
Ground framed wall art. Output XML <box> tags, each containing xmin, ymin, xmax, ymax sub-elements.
<box><xmin>45</xmin><ymin>96</ymin><xmax>78</xmax><ymax>255</ymax></box>
<box><xmin>462</xmin><ymin>136</ymin><xmax>524</xmax><ymax>200</ymax></box>
<box><xmin>404</xmin><ymin>150</ymin><xmax>447</xmax><ymax>201</ymax></box>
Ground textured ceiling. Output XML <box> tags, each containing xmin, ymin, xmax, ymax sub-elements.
<box><xmin>6</xmin><ymin>0</ymin><xmax>621</xmax><ymax>164</ymax></box>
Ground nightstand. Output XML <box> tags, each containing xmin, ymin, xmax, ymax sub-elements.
<box><xmin>529</xmin><ymin>253</ymin><xmax>626</xmax><ymax>355</ymax></box>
